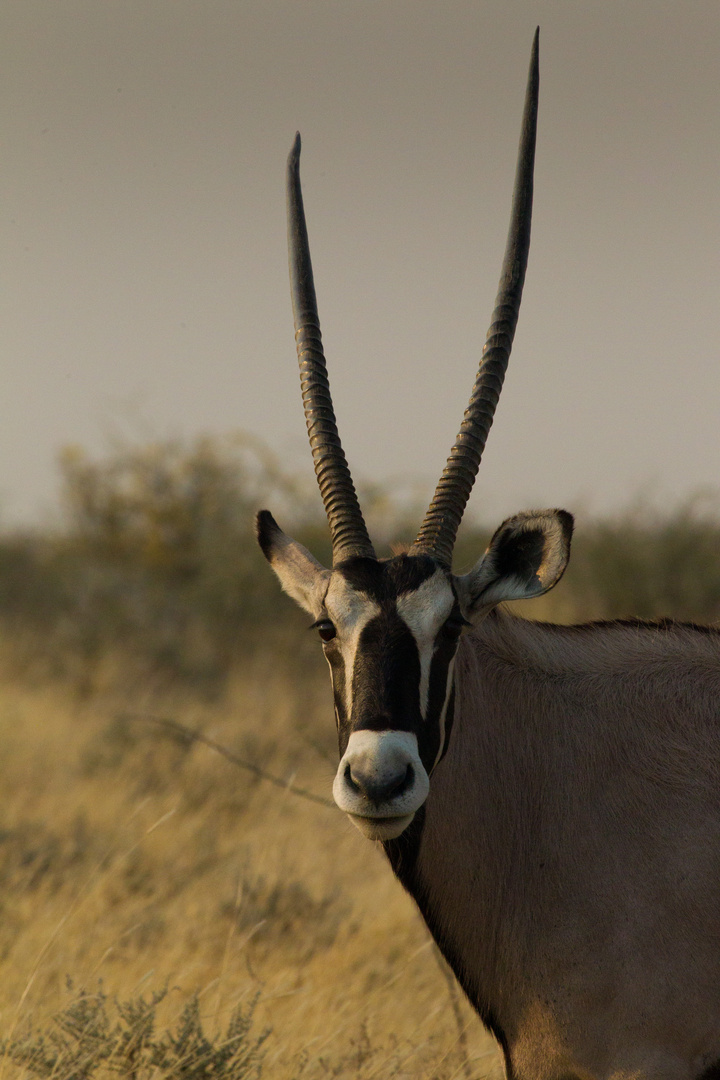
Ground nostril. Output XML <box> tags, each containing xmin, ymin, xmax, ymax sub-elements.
<box><xmin>388</xmin><ymin>763</ymin><xmax>414</xmax><ymax>798</ymax></box>
<box><xmin>333</xmin><ymin>732</ymin><xmax>429</xmax><ymax>818</ymax></box>
<box><xmin>346</xmin><ymin>761</ymin><xmax>414</xmax><ymax>805</ymax></box>
<box><xmin>345</xmin><ymin>763</ymin><xmax>361</xmax><ymax>793</ymax></box>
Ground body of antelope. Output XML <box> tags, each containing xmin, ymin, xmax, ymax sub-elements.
<box><xmin>257</xmin><ymin>30</ymin><xmax>720</xmax><ymax>1080</ymax></box>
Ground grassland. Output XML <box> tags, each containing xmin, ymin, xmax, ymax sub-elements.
<box><xmin>0</xmin><ymin>647</ymin><xmax>500</xmax><ymax>1080</ymax></box>
<box><xmin>2</xmin><ymin>437</ymin><xmax>720</xmax><ymax>1079</ymax></box>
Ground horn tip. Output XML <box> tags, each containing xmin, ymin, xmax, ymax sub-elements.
<box><xmin>287</xmin><ymin>133</ymin><xmax>302</xmax><ymax>178</ymax></box>
<box><xmin>287</xmin><ymin>133</ymin><xmax>302</xmax><ymax>188</ymax></box>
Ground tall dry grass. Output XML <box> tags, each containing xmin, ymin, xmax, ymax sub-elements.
<box><xmin>0</xmin><ymin>649</ymin><xmax>500</xmax><ymax>1080</ymax></box>
<box><xmin>2</xmin><ymin>437</ymin><xmax>720</xmax><ymax>1079</ymax></box>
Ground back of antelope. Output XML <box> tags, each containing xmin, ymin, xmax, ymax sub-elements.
<box><xmin>256</xmin><ymin>30</ymin><xmax>720</xmax><ymax>1080</ymax></box>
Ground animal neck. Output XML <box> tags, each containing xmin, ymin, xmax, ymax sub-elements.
<box><xmin>384</xmin><ymin>611</ymin><xmax>720</xmax><ymax>1075</ymax></box>
<box><xmin>385</xmin><ymin>612</ymin><xmax>551</xmax><ymax>1042</ymax></box>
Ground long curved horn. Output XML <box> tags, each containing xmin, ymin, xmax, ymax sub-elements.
<box><xmin>412</xmin><ymin>29</ymin><xmax>539</xmax><ymax>568</ymax></box>
<box><xmin>287</xmin><ymin>133</ymin><xmax>376</xmax><ymax>564</ymax></box>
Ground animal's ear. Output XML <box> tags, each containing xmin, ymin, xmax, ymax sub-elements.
<box><xmin>256</xmin><ymin>510</ymin><xmax>330</xmax><ymax>617</ymax></box>
<box><xmin>456</xmin><ymin>510</ymin><xmax>573</xmax><ymax>617</ymax></box>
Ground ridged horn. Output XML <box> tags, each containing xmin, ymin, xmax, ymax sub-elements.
<box><xmin>287</xmin><ymin>133</ymin><xmax>376</xmax><ymax>564</ymax></box>
<box><xmin>412</xmin><ymin>29</ymin><xmax>540</xmax><ymax>568</ymax></box>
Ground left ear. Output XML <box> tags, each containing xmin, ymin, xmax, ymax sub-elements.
<box><xmin>256</xmin><ymin>509</ymin><xmax>330</xmax><ymax>617</ymax></box>
<box><xmin>456</xmin><ymin>509</ymin><xmax>573</xmax><ymax>617</ymax></box>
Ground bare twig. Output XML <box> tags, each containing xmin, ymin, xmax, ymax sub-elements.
<box><xmin>116</xmin><ymin>712</ymin><xmax>335</xmax><ymax>809</ymax></box>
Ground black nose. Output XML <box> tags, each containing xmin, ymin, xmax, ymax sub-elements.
<box><xmin>345</xmin><ymin>762</ymin><xmax>414</xmax><ymax>805</ymax></box>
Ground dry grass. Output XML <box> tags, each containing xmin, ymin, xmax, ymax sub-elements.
<box><xmin>0</xmin><ymin>648</ymin><xmax>502</xmax><ymax>1080</ymax></box>
<box><xmin>7</xmin><ymin>439</ymin><xmax>720</xmax><ymax>1078</ymax></box>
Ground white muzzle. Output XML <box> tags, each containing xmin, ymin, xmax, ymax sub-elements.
<box><xmin>333</xmin><ymin>729</ymin><xmax>430</xmax><ymax>840</ymax></box>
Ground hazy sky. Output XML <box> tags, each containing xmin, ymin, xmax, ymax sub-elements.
<box><xmin>1</xmin><ymin>1</ymin><xmax>719</xmax><ymax>531</ymax></box>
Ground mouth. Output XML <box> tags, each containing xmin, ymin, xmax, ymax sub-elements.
<box><xmin>346</xmin><ymin>811</ymin><xmax>415</xmax><ymax>841</ymax></box>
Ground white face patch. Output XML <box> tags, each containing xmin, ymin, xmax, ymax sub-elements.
<box><xmin>324</xmin><ymin>574</ymin><xmax>381</xmax><ymax>717</ymax></box>
<box><xmin>396</xmin><ymin>570</ymin><xmax>455</xmax><ymax>718</ymax></box>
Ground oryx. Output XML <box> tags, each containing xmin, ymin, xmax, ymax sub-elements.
<box><xmin>256</xmin><ymin>31</ymin><xmax>720</xmax><ymax>1080</ymax></box>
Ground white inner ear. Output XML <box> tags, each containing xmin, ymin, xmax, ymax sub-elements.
<box><xmin>396</xmin><ymin>571</ymin><xmax>454</xmax><ymax>718</ymax></box>
<box><xmin>473</xmin><ymin>568</ymin><xmax>545</xmax><ymax>607</ymax></box>
<box><xmin>324</xmin><ymin>576</ymin><xmax>381</xmax><ymax>718</ymax></box>
<box><xmin>456</xmin><ymin>544</ymin><xmax>547</xmax><ymax>613</ymax></box>
<box><xmin>268</xmin><ymin>538</ymin><xmax>329</xmax><ymax>616</ymax></box>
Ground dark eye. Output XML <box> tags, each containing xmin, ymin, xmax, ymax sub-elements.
<box><xmin>311</xmin><ymin>619</ymin><xmax>337</xmax><ymax>643</ymax></box>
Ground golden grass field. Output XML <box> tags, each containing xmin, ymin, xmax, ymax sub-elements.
<box><xmin>5</xmin><ymin>439</ymin><xmax>720</xmax><ymax>1079</ymax></box>
<box><xmin>0</xmin><ymin>646</ymin><xmax>502</xmax><ymax>1080</ymax></box>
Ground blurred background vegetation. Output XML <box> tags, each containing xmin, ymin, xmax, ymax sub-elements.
<box><xmin>1</xmin><ymin>433</ymin><xmax>720</xmax><ymax>697</ymax></box>
<box><xmin>1</xmin><ymin>436</ymin><xmax>720</xmax><ymax>1080</ymax></box>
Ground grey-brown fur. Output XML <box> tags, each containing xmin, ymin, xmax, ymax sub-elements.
<box><xmin>258</xmin><ymin>27</ymin><xmax>720</xmax><ymax>1079</ymax></box>
<box><xmin>407</xmin><ymin>611</ymin><xmax>720</xmax><ymax>1080</ymax></box>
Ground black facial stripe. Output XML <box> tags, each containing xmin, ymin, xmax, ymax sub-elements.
<box><xmin>434</xmin><ymin>685</ymin><xmax>456</xmax><ymax>768</ymax></box>
<box><xmin>350</xmin><ymin>612</ymin><xmax>422</xmax><ymax>734</ymax></box>
<box><xmin>420</xmin><ymin>638</ymin><xmax>460</xmax><ymax>764</ymax></box>
<box><xmin>427</xmin><ymin>652</ymin><xmax>451</xmax><ymax>721</ymax></box>
<box><xmin>325</xmin><ymin>645</ymin><xmax>348</xmax><ymax>743</ymax></box>
<box><xmin>325</xmin><ymin>554</ymin><xmax>462</xmax><ymax>766</ymax></box>
<box><xmin>336</xmin><ymin>552</ymin><xmax>441</xmax><ymax>602</ymax></box>
<box><xmin>344</xmin><ymin>610</ymin><xmax>461</xmax><ymax>773</ymax></box>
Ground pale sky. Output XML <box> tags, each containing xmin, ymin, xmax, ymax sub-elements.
<box><xmin>1</xmin><ymin>1</ymin><xmax>719</xmax><ymax>530</ymax></box>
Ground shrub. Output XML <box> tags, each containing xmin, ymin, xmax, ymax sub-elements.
<box><xmin>1</xmin><ymin>436</ymin><xmax>720</xmax><ymax>693</ymax></box>
<box><xmin>2</xmin><ymin>987</ymin><xmax>268</xmax><ymax>1080</ymax></box>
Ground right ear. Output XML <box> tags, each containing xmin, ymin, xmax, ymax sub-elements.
<box><xmin>256</xmin><ymin>510</ymin><xmax>330</xmax><ymax>617</ymax></box>
<box><xmin>455</xmin><ymin>509</ymin><xmax>573</xmax><ymax>618</ymax></box>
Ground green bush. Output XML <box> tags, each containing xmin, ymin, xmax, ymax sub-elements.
<box><xmin>1</xmin><ymin>436</ymin><xmax>719</xmax><ymax>694</ymax></box>
<box><xmin>556</xmin><ymin>496</ymin><xmax>720</xmax><ymax>624</ymax></box>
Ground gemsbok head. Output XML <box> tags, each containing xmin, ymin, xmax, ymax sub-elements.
<box><xmin>257</xmin><ymin>29</ymin><xmax>571</xmax><ymax>839</ymax></box>
<box><xmin>257</xmin><ymin>30</ymin><xmax>720</xmax><ymax>1080</ymax></box>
